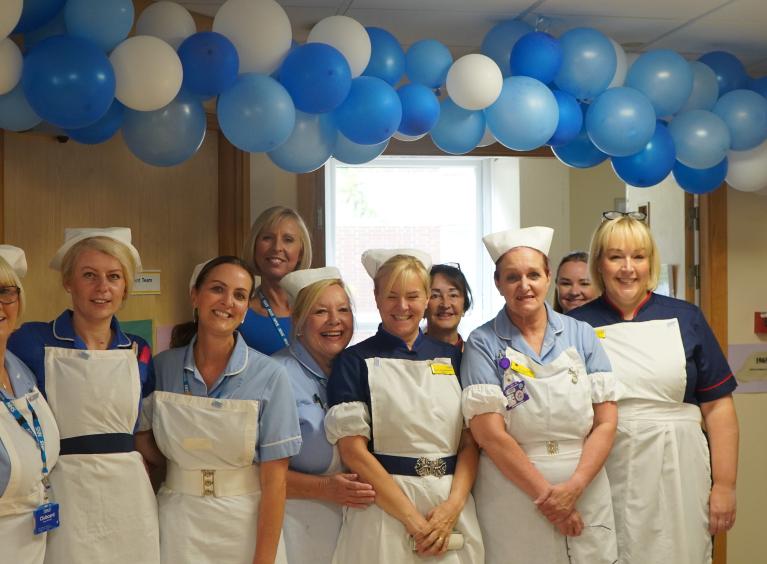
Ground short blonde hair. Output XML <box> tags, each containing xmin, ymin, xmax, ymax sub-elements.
<box><xmin>374</xmin><ymin>255</ymin><xmax>430</xmax><ymax>298</ymax></box>
<box><xmin>291</xmin><ymin>278</ymin><xmax>353</xmax><ymax>339</ymax></box>
<box><xmin>60</xmin><ymin>237</ymin><xmax>139</xmax><ymax>297</ymax></box>
<box><xmin>589</xmin><ymin>217</ymin><xmax>660</xmax><ymax>294</ymax></box>
<box><xmin>0</xmin><ymin>257</ymin><xmax>25</xmax><ymax>318</ymax></box>
<box><xmin>243</xmin><ymin>206</ymin><xmax>313</xmax><ymax>275</ymax></box>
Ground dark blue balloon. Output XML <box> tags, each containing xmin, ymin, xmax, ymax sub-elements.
<box><xmin>334</xmin><ymin>76</ymin><xmax>402</xmax><ymax>145</ymax></box>
<box><xmin>698</xmin><ymin>51</ymin><xmax>747</xmax><ymax>96</ymax></box>
<box><xmin>397</xmin><ymin>83</ymin><xmax>440</xmax><ymax>136</ymax></box>
<box><xmin>750</xmin><ymin>76</ymin><xmax>767</xmax><ymax>98</ymax></box>
<box><xmin>23</xmin><ymin>7</ymin><xmax>66</xmax><ymax>51</ymax></box>
<box><xmin>552</xmin><ymin>125</ymin><xmax>608</xmax><ymax>168</ymax></box>
<box><xmin>510</xmin><ymin>32</ymin><xmax>562</xmax><ymax>85</ymax></box>
<box><xmin>363</xmin><ymin>27</ymin><xmax>405</xmax><ymax>86</ymax></box>
<box><xmin>430</xmin><ymin>98</ymin><xmax>485</xmax><ymax>155</ymax></box>
<box><xmin>279</xmin><ymin>43</ymin><xmax>352</xmax><ymax>114</ymax></box>
<box><xmin>64</xmin><ymin>100</ymin><xmax>125</xmax><ymax>144</ymax></box>
<box><xmin>22</xmin><ymin>35</ymin><xmax>115</xmax><ymax>129</ymax></box>
<box><xmin>179</xmin><ymin>32</ymin><xmax>239</xmax><ymax>99</ymax></box>
<box><xmin>672</xmin><ymin>158</ymin><xmax>728</xmax><ymax>194</ymax></box>
<box><xmin>406</xmin><ymin>40</ymin><xmax>453</xmax><ymax>88</ymax></box>
<box><xmin>13</xmin><ymin>0</ymin><xmax>66</xmax><ymax>34</ymax></box>
<box><xmin>547</xmin><ymin>90</ymin><xmax>582</xmax><ymax>147</ymax></box>
<box><xmin>612</xmin><ymin>122</ymin><xmax>676</xmax><ymax>187</ymax></box>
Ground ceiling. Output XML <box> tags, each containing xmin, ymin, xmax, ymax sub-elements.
<box><xmin>177</xmin><ymin>0</ymin><xmax>767</xmax><ymax>76</ymax></box>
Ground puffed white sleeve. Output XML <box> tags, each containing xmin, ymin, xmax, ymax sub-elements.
<box><xmin>460</xmin><ymin>328</ymin><xmax>507</xmax><ymax>423</ymax></box>
<box><xmin>324</xmin><ymin>402</ymin><xmax>371</xmax><ymax>444</ymax></box>
<box><xmin>589</xmin><ymin>371</ymin><xmax>616</xmax><ymax>403</ymax></box>
<box><xmin>325</xmin><ymin>349</ymin><xmax>373</xmax><ymax>444</ymax></box>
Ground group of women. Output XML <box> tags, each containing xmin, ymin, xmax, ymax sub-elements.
<box><xmin>0</xmin><ymin>204</ymin><xmax>738</xmax><ymax>564</ymax></box>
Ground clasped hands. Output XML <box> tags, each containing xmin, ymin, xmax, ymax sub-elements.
<box><xmin>534</xmin><ymin>479</ymin><xmax>585</xmax><ymax>537</ymax></box>
<box><xmin>408</xmin><ymin>499</ymin><xmax>461</xmax><ymax>557</ymax></box>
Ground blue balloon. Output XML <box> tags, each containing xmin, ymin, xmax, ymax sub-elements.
<box><xmin>485</xmin><ymin>76</ymin><xmax>558</xmax><ymax>151</ymax></box>
<box><xmin>13</xmin><ymin>0</ymin><xmax>66</xmax><ymax>34</ymax></box>
<box><xmin>713</xmin><ymin>89</ymin><xmax>767</xmax><ymax>151</ymax></box>
<box><xmin>552</xmin><ymin>124</ymin><xmax>608</xmax><ymax>168</ymax></box>
<box><xmin>23</xmin><ymin>7</ymin><xmax>66</xmax><ymax>51</ymax></box>
<box><xmin>547</xmin><ymin>90</ymin><xmax>582</xmax><ymax>147</ymax></box>
<box><xmin>64</xmin><ymin>100</ymin><xmax>125</xmax><ymax>144</ymax></box>
<box><xmin>480</xmin><ymin>20</ymin><xmax>534</xmax><ymax>77</ymax></box>
<box><xmin>586</xmin><ymin>87</ymin><xmax>656</xmax><ymax>157</ymax></box>
<box><xmin>334</xmin><ymin>76</ymin><xmax>402</xmax><ymax>145</ymax></box>
<box><xmin>333</xmin><ymin>132</ymin><xmax>388</xmax><ymax>165</ymax></box>
<box><xmin>668</xmin><ymin>110</ymin><xmax>731</xmax><ymax>169</ymax></box>
<box><xmin>430</xmin><ymin>98</ymin><xmax>485</xmax><ymax>155</ymax></box>
<box><xmin>397</xmin><ymin>83</ymin><xmax>440</xmax><ymax>136</ymax></box>
<box><xmin>405</xmin><ymin>40</ymin><xmax>453</xmax><ymax>88</ymax></box>
<box><xmin>612</xmin><ymin>122</ymin><xmax>676</xmax><ymax>187</ymax></box>
<box><xmin>279</xmin><ymin>43</ymin><xmax>351</xmax><ymax>114</ymax></box>
<box><xmin>218</xmin><ymin>73</ymin><xmax>296</xmax><ymax>153</ymax></box>
<box><xmin>64</xmin><ymin>0</ymin><xmax>134</xmax><ymax>52</ymax></box>
<box><xmin>554</xmin><ymin>28</ymin><xmax>616</xmax><ymax>101</ymax></box>
<box><xmin>268</xmin><ymin>111</ymin><xmax>337</xmax><ymax>173</ymax></box>
<box><xmin>22</xmin><ymin>35</ymin><xmax>115</xmax><ymax>129</ymax></box>
<box><xmin>698</xmin><ymin>51</ymin><xmax>747</xmax><ymax>95</ymax></box>
<box><xmin>0</xmin><ymin>83</ymin><xmax>42</xmax><ymax>132</ymax></box>
<box><xmin>679</xmin><ymin>61</ymin><xmax>719</xmax><ymax>113</ymax></box>
<box><xmin>363</xmin><ymin>27</ymin><xmax>405</xmax><ymax>86</ymax></box>
<box><xmin>122</xmin><ymin>92</ymin><xmax>207</xmax><ymax>167</ymax></box>
<box><xmin>626</xmin><ymin>49</ymin><xmax>693</xmax><ymax>116</ymax></box>
<box><xmin>672</xmin><ymin>158</ymin><xmax>728</xmax><ymax>194</ymax></box>
<box><xmin>510</xmin><ymin>32</ymin><xmax>562</xmax><ymax>85</ymax></box>
<box><xmin>750</xmin><ymin>76</ymin><xmax>767</xmax><ymax>98</ymax></box>
<box><xmin>179</xmin><ymin>32</ymin><xmax>239</xmax><ymax>99</ymax></box>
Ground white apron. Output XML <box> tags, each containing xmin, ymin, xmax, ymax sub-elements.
<box><xmin>43</xmin><ymin>347</ymin><xmax>160</xmax><ymax>564</ymax></box>
<box><xmin>474</xmin><ymin>347</ymin><xmax>617</xmax><ymax>564</ymax></box>
<box><xmin>597</xmin><ymin>319</ymin><xmax>712</xmax><ymax>564</ymax></box>
<box><xmin>153</xmin><ymin>390</ymin><xmax>287</xmax><ymax>564</ymax></box>
<box><xmin>331</xmin><ymin>357</ymin><xmax>484</xmax><ymax>564</ymax></box>
<box><xmin>0</xmin><ymin>388</ymin><xmax>60</xmax><ymax>564</ymax></box>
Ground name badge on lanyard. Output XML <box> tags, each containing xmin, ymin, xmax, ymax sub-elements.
<box><xmin>34</xmin><ymin>502</ymin><xmax>60</xmax><ymax>534</ymax></box>
<box><xmin>503</xmin><ymin>380</ymin><xmax>529</xmax><ymax>410</ymax></box>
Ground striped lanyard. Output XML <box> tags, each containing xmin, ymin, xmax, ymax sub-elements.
<box><xmin>257</xmin><ymin>289</ymin><xmax>290</xmax><ymax>348</ymax></box>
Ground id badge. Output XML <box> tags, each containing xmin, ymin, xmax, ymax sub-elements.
<box><xmin>503</xmin><ymin>380</ymin><xmax>529</xmax><ymax>411</ymax></box>
<box><xmin>33</xmin><ymin>502</ymin><xmax>60</xmax><ymax>535</ymax></box>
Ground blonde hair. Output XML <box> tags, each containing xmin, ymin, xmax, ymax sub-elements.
<box><xmin>243</xmin><ymin>206</ymin><xmax>313</xmax><ymax>275</ymax></box>
<box><xmin>291</xmin><ymin>278</ymin><xmax>353</xmax><ymax>339</ymax></box>
<box><xmin>60</xmin><ymin>237</ymin><xmax>139</xmax><ymax>297</ymax></box>
<box><xmin>374</xmin><ymin>255</ymin><xmax>430</xmax><ymax>298</ymax></box>
<box><xmin>0</xmin><ymin>257</ymin><xmax>25</xmax><ymax>318</ymax></box>
<box><xmin>589</xmin><ymin>217</ymin><xmax>660</xmax><ymax>294</ymax></box>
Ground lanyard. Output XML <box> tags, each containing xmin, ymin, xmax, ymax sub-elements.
<box><xmin>1</xmin><ymin>393</ymin><xmax>51</xmax><ymax>491</ymax></box>
<box><xmin>257</xmin><ymin>289</ymin><xmax>290</xmax><ymax>348</ymax></box>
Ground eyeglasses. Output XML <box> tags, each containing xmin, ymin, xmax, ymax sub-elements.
<box><xmin>0</xmin><ymin>286</ymin><xmax>20</xmax><ymax>305</ymax></box>
<box><xmin>443</xmin><ymin>262</ymin><xmax>462</xmax><ymax>271</ymax></box>
<box><xmin>602</xmin><ymin>210</ymin><xmax>647</xmax><ymax>221</ymax></box>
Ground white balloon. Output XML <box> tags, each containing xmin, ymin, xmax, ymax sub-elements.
<box><xmin>446</xmin><ymin>54</ymin><xmax>502</xmax><ymax>110</ymax></box>
<box><xmin>0</xmin><ymin>0</ymin><xmax>22</xmax><ymax>40</ymax></box>
<box><xmin>213</xmin><ymin>0</ymin><xmax>291</xmax><ymax>74</ymax></box>
<box><xmin>726</xmin><ymin>140</ymin><xmax>767</xmax><ymax>192</ymax></box>
<box><xmin>607</xmin><ymin>39</ymin><xmax>627</xmax><ymax>88</ymax></box>
<box><xmin>625</xmin><ymin>52</ymin><xmax>641</xmax><ymax>73</ymax></box>
<box><xmin>136</xmin><ymin>1</ymin><xmax>196</xmax><ymax>50</ymax></box>
<box><xmin>477</xmin><ymin>126</ymin><xmax>497</xmax><ymax>147</ymax></box>
<box><xmin>110</xmin><ymin>36</ymin><xmax>183</xmax><ymax>111</ymax></box>
<box><xmin>0</xmin><ymin>38</ymin><xmax>22</xmax><ymax>95</ymax></box>
<box><xmin>308</xmin><ymin>15</ymin><xmax>371</xmax><ymax>78</ymax></box>
<box><xmin>392</xmin><ymin>132</ymin><xmax>426</xmax><ymax>142</ymax></box>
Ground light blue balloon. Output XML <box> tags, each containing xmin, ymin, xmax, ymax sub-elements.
<box><xmin>679</xmin><ymin>61</ymin><xmax>719</xmax><ymax>113</ymax></box>
<box><xmin>218</xmin><ymin>73</ymin><xmax>296</xmax><ymax>153</ymax></box>
<box><xmin>65</xmin><ymin>0</ymin><xmax>134</xmax><ymax>52</ymax></box>
<box><xmin>485</xmin><ymin>76</ymin><xmax>558</xmax><ymax>151</ymax></box>
<box><xmin>713</xmin><ymin>89</ymin><xmax>767</xmax><ymax>151</ymax></box>
<box><xmin>668</xmin><ymin>109</ymin><xmax>731</xmax><ymax>169</ymax></box>
<box><xmin>430</xmin><ymin>98</ymin><xmax>485</xmax><ymax>155</ymax></box>
<box><xmin>268</xmin><ymin>111</ymin><xmax>337</xmax><ymax>173</ymax></box>
<box><xmin>586</xmin><ymin>87</ymin><xmax>656</xmax><ymax>156</ymax></box>
<box><xmin>0</xmin><ymin>83</ymin><xmax>42</xmax><ymax>131</ymax></box>
<box><xmin>554</xmin><ymin>27</ymin><xmax>616</xmax><ymax>101</ymax></box>
<box><xmin>626</xmin><ymin>49</ymin><xmax>693</xmax><ymax>116</ymax></box>
<box><xmin>405</xmin><ymin>40</ymin><xmax>453</xmax><ymax>88</ymax></box>
<box><xmin>333</xmin><ymin>132</ymin><xmax>388</xmax><ymax>165</ymax></box>
<box><xmin>122</xmin><ymin>92</ymin><xmax>207</xmax><ymax>167</ymax></box>
<box><xmin>480</xmin><ymin>20</ymin><xmax>533</xmax><ymax>77</ymax></box>
<box><xmin>552</xmin><ymin>124</ymin><xmax>608</xmax><ymax>169</ymax></box>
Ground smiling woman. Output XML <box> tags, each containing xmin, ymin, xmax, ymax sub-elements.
<box><xmin>426</xmin><ymin>264</ymin><xmax>473</xmax><ymax>350</ymax></box>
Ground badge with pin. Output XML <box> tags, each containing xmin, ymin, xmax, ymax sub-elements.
<box><xmin>503</xmin><ymin>380</ymin><xmax>529</xmax><ymax>410</ymax></box>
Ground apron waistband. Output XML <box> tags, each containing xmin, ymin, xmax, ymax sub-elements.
<box><xmin>618</xmin><ymin>399</ymin><xmax>702</xmax><ymax>423</ymax></box>
<box><xmin>60</xmin><ymin>433</ymin><xmax>134</xmax><ymax>455</ymax></box>
<box><xmin>165</xmin><ymin>461</ymin><xmax>261</xmax><ymax>497</ymax></box>
<box><xmin>374</xmin><ymin>453</ymin><xmax>457</xmax><ymax>478</ymax></box>
<box><xmin>519</xmin><ymin>438</ymin><xmax>583</xmax><ymax>457</ymax></box>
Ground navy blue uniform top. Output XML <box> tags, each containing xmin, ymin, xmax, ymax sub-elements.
<box><xmin>568</xmin><ymin>293</ymin><xmax>735</xmax><ymax>404</ymax></box>
<box><xmin>240</xmin><ymin>308</ymin><xmax>292</xmax><ymax>356</ymax></box>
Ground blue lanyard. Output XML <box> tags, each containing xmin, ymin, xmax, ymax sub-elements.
<box><xmin>1</xmin><ymin>393</ymin><xmax>51</xmax><ymax>490</ymax></box>
<box><xmin>257</xmin><ymin>289</ymin><xmax>290</xmax><ymax>348</ymax></box>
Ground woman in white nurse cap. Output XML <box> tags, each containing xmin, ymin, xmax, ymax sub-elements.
<box><xmin>8</xmin><ymin>228</ymin><xmax>160</xmax><ymax>564</ymax></box>
<box><xmin>460</xmin><ymin>227</ymin><xmax>618</xmax><ymax>564</ymax></box>
<box><xmin>324</xmin><ymin>249</ymin><xmax>484</xmax><ymax>564</ymax></box>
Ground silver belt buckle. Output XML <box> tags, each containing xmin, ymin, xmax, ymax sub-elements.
<box><xmin>546</xmin><ymin>441</ymin><xmax>559</xmax><ymax>455</ymax></box>
<box><xmin>415</xmin><ymin>457</ymin><xmax>447</xmax><ymax>478</ymax></box>
<box><xmin>202</xmin><ymin>469</ymin><xmax>215</xmax><ymax>496</ymax></box>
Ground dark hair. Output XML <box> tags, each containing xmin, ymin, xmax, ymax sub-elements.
<box><xmin>553</xmin><ymin>251</ymin><xmax>589</xmax><ymax>313</ymax></box>
<box><xmin>429</xmin><ymin>264</ymin><xmax>472</xmax><ymax>313</ymax></box>
<box><xmin>170</xmin><ymin>256</ymin><xmax>257</xmax><ymax>348</ymax></box>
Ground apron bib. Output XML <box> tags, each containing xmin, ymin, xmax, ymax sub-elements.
<box><xmin>43</xmin><ymin>347</ymin><xmax>160</xmax><ymax>564</ymax></box>
<box><xmin>475</xmin><ymin>347</ymin><xmax>617</xmax><ymax>564</ymax></box>
<box><xmin>0</xmin><ymin>389</ymin><xmax>59</xmax><ymax>564</ymax></box>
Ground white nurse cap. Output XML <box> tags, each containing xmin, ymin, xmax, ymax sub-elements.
<box><xmin>361</xmin><ymin>249</ymin><xmax>432</xmax><ymax>279</ymax></box>
<box><xmin>281</xmin><ymin>266</ymin><xmax>342</xmax><ymax>304</ymax></box>
<box><xmin>189</xmin><ymin>258</ymin><xmax>214</xmax><ymax>290</ymax></box>
<box><xmin>482</xmin><ymin>226</ymin><xmax>554</xmax><ymax>263</ymax></box>
<box><xmin>50</xmin><ymin>227</ymin><xmax>142</xmax><ymax>271</ymax></box>
<box><xmin>0</xmin><ymin>245</ymin><xmax>28</xmax><ymax>278</ymax></box>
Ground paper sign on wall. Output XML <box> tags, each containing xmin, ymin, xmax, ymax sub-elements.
<box><xmin>132</xmin><ymin>270</ymin><xmax>161</xmax><ymax>295</ymax></box>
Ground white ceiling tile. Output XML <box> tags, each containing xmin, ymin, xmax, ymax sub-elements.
<box><xmin>539</xmin><ymin>0</ymin><xmax>725</xmax><ymax>19</ymax></box>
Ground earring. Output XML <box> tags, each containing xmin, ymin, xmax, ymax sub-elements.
<box><xmin>193</xmin><ymin>308</ymin><xmax>199</xmax><ymax>323</ymax></box>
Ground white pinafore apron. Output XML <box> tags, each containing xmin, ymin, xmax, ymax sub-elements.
<box><xmin>152</xmin><ymin>390</ymin><xmax>287</xmax><ymax>564</ymax></box>
<box><xmin>43</xmin><ymin>347</ymin><xmax>160</xmax><ymax>564</ymax></box>
<box><xmin>0</xmin><ymin>388</ymin><xmax>60</xmax><ymax>564</ymax></box>
<box><xmin>331</xmin><ymin>357</ymin><xmax>484</xmax><ymax>564</ymax></box>
<box><xmin>474</xmin><ymin>347</ymin><xmax>617</xmax><ymax>564</ymax></box>
<box><xmin>597</xmin><ymin>319</ymin><xmax>712</xmax><ymax>564</ymax></box>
